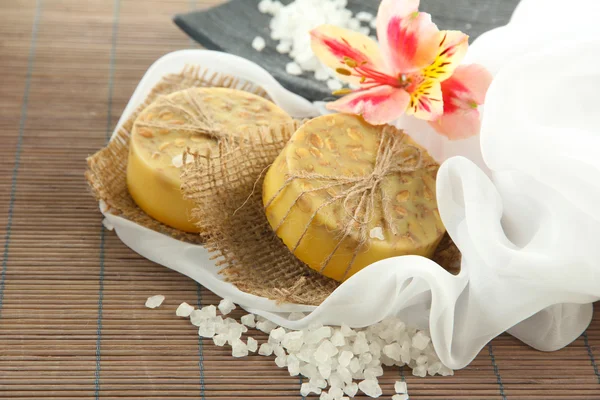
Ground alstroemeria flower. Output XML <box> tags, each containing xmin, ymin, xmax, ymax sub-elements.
<box><xmin>310</xmin><ymin>0</ymin><xmax>492</xmax><ymax>139</ymax></box>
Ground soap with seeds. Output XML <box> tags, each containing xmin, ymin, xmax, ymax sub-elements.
<box><xmin>127</xmin><ymin>87</ymin><xmax>292</xmax><ymax>232</ymax></box>
<box><xmin>262</xmin><ymin>114</ymin><xmax>445</xmax><ymax>281</ymax></box>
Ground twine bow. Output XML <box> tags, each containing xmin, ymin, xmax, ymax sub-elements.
<box><xmin>265</xmin><ymin>125</ymin><xmax>426</xmax><ymax>279</ymax></box>
<box><xmin>135</xmin><ymin>90</ymin><xmax>226</xmax><ymax>140</ymax></box>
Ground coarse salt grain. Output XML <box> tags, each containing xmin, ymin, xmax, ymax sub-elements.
<box><xmin>358</xmin><ymin>379</ymin><xmax>382</xmax><ymax>398</ymax></box>
<box><xmin>356</xmin><ymin>11</ymin><xmax>374</xmax><ymax>22</ymax></box>
<box><xmin>252</xmin><ymin>36</ymin><xmax>266</xmax><ymax>51</ymax></box>
<box><xmin>218</xmin><ymin>298</ymin><xmax>236</xmax><ymax>315</ymax></box>
<box><xmin>258</xmin><ymin>342</ymin><xmax>273</xmax><ymax>356</ymax></box>
<box><xmin>145</xmin><ymin>295</ymin><xmax>165</xmax><ymax>309</ymax></box>
<box><xmin>394</xmin><ymin>381</ymin><xmax>407</xmax><ymax>394</ymax></box>
<box><xmin>286</xmin><ymin>61</ymin><xmax>303</xmax><ymax>76</ymax></box>
<box><xmin>241</xmin><ymin>314</ymin><xmax>256</xmax><ymax>327</ymax></box>
<box><xmin>175</xmin><ymin>302</ymin><xmax>194</xmax><ymax>317</ymax></box>
<box><xmin>392</xmin><ymin>394</ymin><xmax>409</xmax><ymax>400</ymax></box>
<box><xmin>247</xmin><ymin>337</ymin><xmax>258</xmax><ymax>352</ymax></box>
<box><xmin>327</xmin><ymin>79</ymin><xmax>343</xmax><ymax>91</ymax></box>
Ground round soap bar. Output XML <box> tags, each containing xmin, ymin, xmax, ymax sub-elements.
<box><xmin>263</xmin><ymin>114</ymin><xmax>445</xmax><ymax>282</ymax></box>
<box><xmin>127</xmin><ymin>87</ymin><xmax>292</xmax><ymax>233</ymax></box>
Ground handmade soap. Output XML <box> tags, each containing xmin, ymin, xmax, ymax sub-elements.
<box><xmin>263</xmin><ymin>114</ymin><xmax>445</xmax><ymax>282</ymax></box>
<box><xmin>127</xmin><ymin>87</ymin><xmax>292</xmax><ymax>232</ymax></box>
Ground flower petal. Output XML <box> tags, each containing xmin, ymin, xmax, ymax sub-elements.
<box><xmin>327</xmin><ymin>86</ymin><xmax>411</xmax><ymax>125</ymax></box>
<box><xmin>444</xmin><ymin>63</ymin><xmax>493</xmax><ymax>106</ymax></box>
<box><xmin>423</xmin><ymin>31</ymin><xmax>469</xmax><ymax>81</ymax></box>
<box><xmin>429</xmin><ymin>108</ymin><xmax>481</xmax><ymax>140</ymax></box>
<box><xmin>376</xmin><ymin>0</ymin><xmax>441</xmax><ymax>74</ymax></box>
<box><xmin>429</xmin><ymin>63</ymin><xmax>493</xmax><ymax>139</ymax></box>
<box><xmin>406</xmin><ymin>78</ymin><xmax>443</xmax><ymax>121</ymax></box>
<box><xmin>310</xmin><ymin>25</ymin><xmax>384</xmax><ymax>84</ymax></box>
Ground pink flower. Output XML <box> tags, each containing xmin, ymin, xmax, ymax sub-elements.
<box><xmin>310</xmin><ymin>0</ymin><xmax>492</xmax><ymax>139</ymax></box>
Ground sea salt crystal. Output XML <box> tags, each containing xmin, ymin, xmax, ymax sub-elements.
<box><xmin>189</xmin><ymin>310</ymin><xmax>207</xmax><ymax>326</ymax></box>
<box><xmin>329</xmin><ymin>387</ymin><xmax>344</xmax><ymax>400</ymax></box>
<box><xmin>348</xmin><ymin>18</ymin><xmax>360</xmax><ymax>30</ymax></box>
<box><xmin>213</xmin><ymin>334</ymin><xmax>227</xmax><ymax>347</ymax></box>
<box><xmin>359</xmin><ymin>353</ymin><xmax>373</xmax><ymax>365</ymax></box>
<box><xmin>338</xmin><ymin>350</ymin><xmax>353</xmax><ymax>367</ymax></box>
<box><xmin>314</xmin><ymin>68</ymin><xmax>331</xmax><ymax>81</ymax></box>
<box><xmin>392</xmin><ymin>395</ymin><xmax>409</xmax><ymax>400</ymax></box>
<box><xmin>301</xmin><ymin>382</ymin><xmax>322</xmax><ymax>396</ymax></box>
<box><xmin>369</xmin><ymin>342</ymin><xmax>382</xmax><ymax>358</ymax></box>
<box><xmin>286</xmin><ymin>62</ymin><xmax>303</xmax><ymax>76</ymax></box>
<box><xmin>331</xmin><ymin>330</ymin><xmax>346</xmax><ymax>347</ymax></box>
<box><xmin>276</xmin><ymin>41</ymin><xmax>292</xmax><ymax>54</ymax></box>
<box><xmin>416</xmin><ymin>355</ymin><xmax>428</xmax><ymax>365</ymax></box>
<box><xmin>348</xmin><ymin>357</ymin><xmax>360</xmax><ymax>373</ymax></box>
<box><xmin>301</xmin><ymin>363</ymin><xmax>319</xmax><ymax>379</ymax></box>
<box><xmin>288</xmin><ymin>312</ymin><xmax>305</xmax><ymax>321</ymax></box>
<box><xmin>412</xmin><ymin>331</ymin><xmax>431</xmax><ymax>350</ymax></box>
<box><xmin>217</xmin><ymin>299</ymin><xmax>236</xmax><ymax>315</ymax></box>
<box><xmin>356</xmin><ymin>11</ymin><xmax>374</xmax><ymax>22</ymax></box>
<box><xmin>314</xmin><ymin>349</ymin><xmax>329</xmax><ymax>364</ymax></box>
<box><xmin>240</xmin><ymin>314</ymin><xmax>256</xmax><ymax>327</ymax></box>
<box><xmin>352</xmin><ymin>334</ymin><xmax>369</xmax><ymax>354</ymax></box>
<box><xmin>343</xmin><ymin>382</ymin><xmax>359</xmax><ymax>397</ymax></box>
<box><xmin>400</xmin><ymin>342</ymin><xmax>411</xmax><ymax>364</ymax></box>
<box><xmin>258</xmin><ymin>0</ymin><xmax>273</xmax><ymax>13</ymax></box>
<box><xmin>288</xmin><ymin>355</ymin><xmax>301</xmax><ymax>376</ymax></box>
<box><xmin>317</xmin><ymin>340</ymin><xmax>339</xmax><ymax>357</ymax></box>
<box><xmin>247</xmin><ymin>337</ymin><xmax>258</xmax><ymax>353</ymax></box>
<box><xmin>364</xmin><ymin>366</ymin><xmax>383</xmax><ymax>380</ymax></box>
<box><xmin>358</xmin><ymin>379</ymin><xmax>382</xmax><ymax>398</ymax></box>
<box><xmin>383</xmin><ymin>343</ymin><xmax>402</xmax><ymax>361</ymax></box>
<box><xmin>318</xmin><ymin>363</ymin><xmax>332</xmax><ymax>379</ymax></box>
<box><xmin>231</xmin><ymin>338</ymin><xmax>249</xmax><ymax>358</ymax></box>
<box><xmin>394</xmin><ymin>381</ymin><xmax>407</xmax><ymax>394</ymax></box>
<box><xmin>198</xmin><ymin>321</ymin><xmax>216</xmax><ymax>338</ymax></box>
<box><xmin>340</xmin><ymin>324</ymin><xmax>355</xmax><ymax>337</ymax></box>
<box><xmin>273</xmin><ymin>345</ymin><xmax>286</xmax><ymax>358</ymax></box>
<box><xmin>439</xmin><ymin>365</ymin><xmax>454</xmax><ymax>376</ymax></box>
<box><xmin>320</xmin><ymin>391</ymin><xmax>333</xmax><ymax>400</ymax></box>
<box><xmin>252</xmin><ymin>36</ymin><xmax>266</xmax><ymax>51</ymax></box>
<box><xmin>369</xmin><ymin>226</ymin><xmax>385</xmax><ymax>240</ymax></box>
<box><xmin>175</xmin><ymin>302</ymin><xmax>194</xmax><ymax>317</ymax></box>
<box><xmin>282</xmin><ymin>331</ymin><xmax>305</xmax><ymax>353</ymax></box>
<box><xmin>258</xmin><ymin>343</ymin><xmax>273</xmax><ymax>356</ymax></box>
<box><xmin>327</xmin><ymin>79</ymin><xmax>343</xmax><ymax>91</ymax></box>
<box><xmin>256</xmin><ymin>319</ymin><xmax>278</xmax><ymax>334</ymax></box>
<box><xmin>311</xmin><ymin>377</ymin><xmax>328</xmax><ymax>389</ymax></box>
<box><xmin>337</xmin><ymin>365</ymin><xmax>353</xmax><ymax>385</ymax></box>
<box><xmin>412</xmin><ymin>365</ymin><xmax>427</xmax><ymax>377</ymax></box>
<box><xmin>307</xmin><ymin>326</ymin><xmax>332</xmax><ymax>344</ymax></box>
<box><xmin>328</xmin><ymin>372</ymin><xmax>343</xmax><ymax>390</ymax></box>
<box><xmin>428</xmin><ymin>361</ymin><xmax>442</xmax><ymax>375</ymax></box>
<box><xmin>275</xmin><ymin>355</ymin><xmax>287</xmax><ymax>368</ymax></box>
<box><xmin>269</xmin><ymin>327</ymin><xmax>286</xmax><ymax>344</ymax></box>
<box><xmin>145</xmin><ymin>295</ymin><xmax>165</xmax><ymax>309</ymax></box>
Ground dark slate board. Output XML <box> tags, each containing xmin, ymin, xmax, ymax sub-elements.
<box><xmin>174</xmin><ymin>0</ymin><xmax>520</xmax><ymax>101</ymax></box>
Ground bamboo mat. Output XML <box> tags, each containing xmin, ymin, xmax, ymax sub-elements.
<box><xmin>0</xmin><ymin>0</ymin><xmax>598</xmax><ymax>399</ymax></box>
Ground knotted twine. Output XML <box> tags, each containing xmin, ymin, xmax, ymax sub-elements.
<box><xmin>264</xmin><ymin>125</ymin><xmax>430</xmax><ymax>280</ymax></box>
<box><xmin>134</xmin><ymin>89</ymin><xmax>230</xmax><ymax>151</ymax></box>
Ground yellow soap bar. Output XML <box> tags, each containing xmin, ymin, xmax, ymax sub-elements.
<box><xmin>263</xmin><ymin>114</ymin><xmax>445</xmax><ymax>282</ymax></box>
<box><xmin>127</xmin><ymin>87</ymin><xmax>292</xmax><ymax>233</ymax></box>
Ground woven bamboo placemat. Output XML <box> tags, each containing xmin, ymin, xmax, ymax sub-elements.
<box><xmin>0</xmin><ymin>1</ymin><xmax>598</xmax><ymax>399</ymax></box>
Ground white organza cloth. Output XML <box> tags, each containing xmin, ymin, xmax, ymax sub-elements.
<box><xmin>103</xmin><ymin>0</ymin><xmax>600</xmax><ymax>370</ymax></box>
